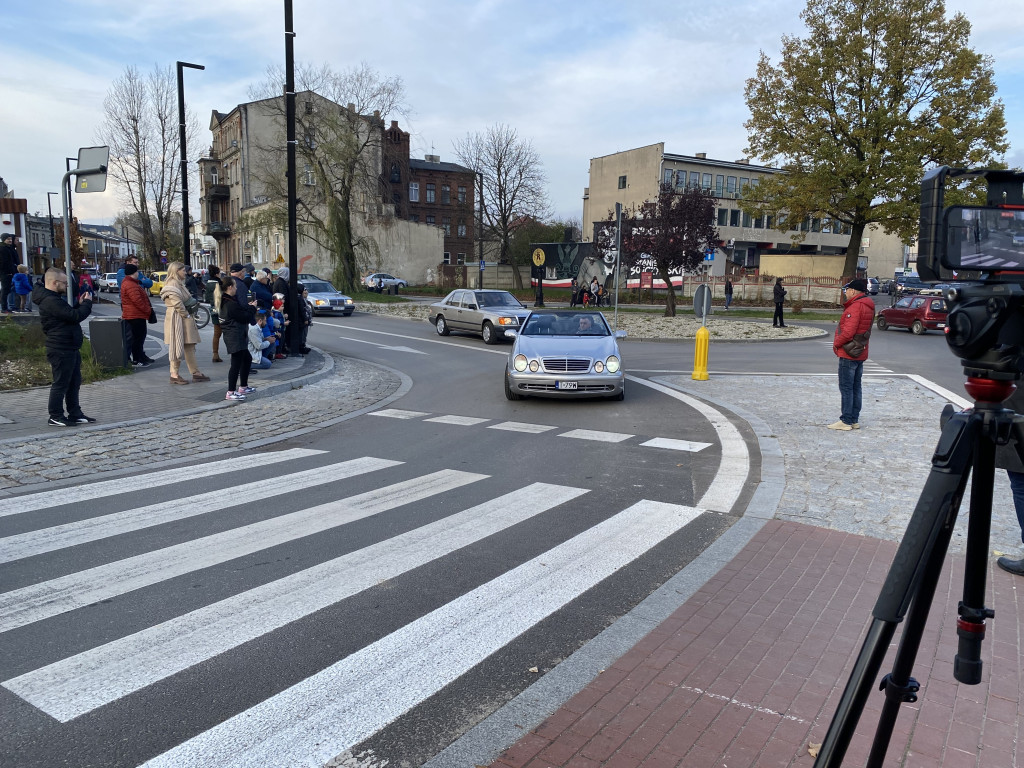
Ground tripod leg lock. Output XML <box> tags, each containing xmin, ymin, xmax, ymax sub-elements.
<box><xmin>878</xmin><ymin>673</ymin><xmax>920</xmax><ymax>703</ymax></box>
<box><xmin>954</xmin><ymin>604</ymin><xmax>992</xmax><ymax>685</ymax></box>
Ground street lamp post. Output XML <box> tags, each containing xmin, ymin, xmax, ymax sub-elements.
<box><xmin>46</xmin><ymin>192</ymin><xmax>59</xmax><ymax>248</ymax></box>
<box><xmin>177</xmin><ymin>60</ymin><xmax>205</xmax><ymax>268</ymax></box>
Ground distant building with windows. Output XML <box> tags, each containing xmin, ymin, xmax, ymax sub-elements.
<box><xmin>581</xmin><ymin>143</ymin><xmax>863</xmax><ymax>277</ymax></box>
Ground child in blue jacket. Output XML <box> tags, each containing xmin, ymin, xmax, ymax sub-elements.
<box><xmin>13</xmin><ymin>265</ymin><xmax>32</xmax><ymax>312</ymax></box>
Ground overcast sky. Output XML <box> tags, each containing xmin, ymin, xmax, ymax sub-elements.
<box><xmin>2</xmin><ymin>0</ymin><xmax>1022</xmax><ymax>226</ymax></box>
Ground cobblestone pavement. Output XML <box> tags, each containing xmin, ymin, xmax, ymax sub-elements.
<box><xmin>661</xmin><ymin>373</ymin><xmax>1023</xmax><ymax>556</ymax></box>
<box><xmin>0</xmin><ymin>355</ymin><xmax>402</xmax><ymax>495</ymax></box>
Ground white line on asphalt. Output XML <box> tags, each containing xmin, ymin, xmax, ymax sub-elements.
<box><xmin>907</xmin><ymin>374</ymin><xmax>971</xmax><ymax>409</ymax></box>
<box><xmin>558</xmin><ymin>429</ymin><xmax>633</xmax><ymax>443</ymax></box>
<box><xmin>0</xmin><ymin>469</ymin><xmax>487</xmax><ymax>634</ymax></box>
<box><xmin>369</xmin><ymin>408</ymin><xmax>430</xmax><ymax>419</ymax></box>
<box><xmin>487</xmin><ymin>421</ymin><xmax>556</xmax><ymax>434</ymax></box>
<box><xmin>629</xmin><ymin>376</ymin><xmax>749</xmax><ymax>514</ymax></box>
<box><xmin>137</xmin><ymin>499</ymin><xmax>702</xmax><ymax>768</ymax></box>
<box><xmin>0</xmin><ymin>457</ymin><xmax>401</xmax><ymax>565</ymax></box>
<box><xmin>332</xmin><ymin>325</ymin><xmax>509</xmax><ymax>356</ymax></box>
<box><xmin>0</xmin><ymin>449</ymin><xmax>325</xmax><ymax>518</ymax></box>
<box><xmin>640</xmin><ymin>437</ymin><xmax>713</xmax><ymax>453</ymax></box>
<box><xmin>424</xmin><ymin>415</ymin><xmax>491</xmax><ymax>426</ymax></box>
<box><xmin>335</xmin><ymin>336</ymin><xmax>428</xmax><ymax>354</ymax></box>
<box><xmin>4</xmin><ymin>482</ymin><xmax>588</xmax><ymax>722</ymax></box>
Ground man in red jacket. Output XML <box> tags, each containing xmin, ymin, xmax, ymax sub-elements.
<box><xmin>829</xmin><ymin>278</ymin><xmax>875</xmax><ymax>430</ymax></box>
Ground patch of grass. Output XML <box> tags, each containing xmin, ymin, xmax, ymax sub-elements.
<box><xmin>0</xmin><ymin>318</ymin><xmax>131</xmax><ymax>390</ymax></box>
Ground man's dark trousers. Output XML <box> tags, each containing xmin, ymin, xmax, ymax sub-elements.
<box><xmin>773</xmin><ymin>302</ymin><xmax>785</xmax><ymax>326</ymax></box>
<box><xmin>0</xmin><ymin>273</ymin><xmax>12</xmax><ymax>313</ymax></box>
<box><xmin>46</xmin><ymin>349</ymin><xmax>83</xmax><ymax>420</ymax></box>
<box><xmin>125</xmin><ymin>318</ymin><xmax>147</xmax><ymax>363</ymax></box>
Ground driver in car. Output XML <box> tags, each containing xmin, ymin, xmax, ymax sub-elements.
<box><xmin>577</xmin><ymin>315</ymin><xmax>593</xmax><ymax>334</ymax></box>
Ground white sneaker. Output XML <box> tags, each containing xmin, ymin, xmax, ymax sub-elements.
<box><xmin>225</xmin><ymin>390</ymin><xmax>246</xmax><ymax>401</ymax></box>
<box><xmin>827</xmin><ymin>420</ymin><xmax>853</xmax><ymax>431</ymax></box>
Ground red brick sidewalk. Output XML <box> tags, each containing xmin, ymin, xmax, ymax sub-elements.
<box><xmin>490</xmin><ymin>520</ymin><xmax>1022</xmax><ymax>768</ymax></box>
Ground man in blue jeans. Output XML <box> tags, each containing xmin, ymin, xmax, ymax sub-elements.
<box><xmin>829</xmin><ymin>279</ymin><xmax>875</xmax><ymax>430</ymax></box>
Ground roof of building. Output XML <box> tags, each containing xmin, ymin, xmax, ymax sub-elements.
<box><xmin>409</xmin><ymin>158</ymin><xmax>474</xmax><ymax>175</ymax></box>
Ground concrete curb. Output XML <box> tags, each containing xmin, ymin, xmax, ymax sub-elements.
<box><xmin>424</xmin><ymin>378</ymin><xmax>785</xmax><ymax>768</ymax></box>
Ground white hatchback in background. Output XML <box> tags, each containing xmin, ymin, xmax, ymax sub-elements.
<box><xmin>866</xmin><ymin>277</ymin><xmax>879</xmax><ymax>295</ymax></box>
<box><xmin>98</xmin><ymin>273</ymin><xmax>120</xmax><ymax>292</ymax></box>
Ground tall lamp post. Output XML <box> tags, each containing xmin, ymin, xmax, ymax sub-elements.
<box><xmin>46</xmin><ymin>192</ymin><xmax>59</xmax><ymax>249</ymax></box>
<box><xmin>177</xmin><ymin>60</ymin><xmax>205</xmax><ymax>268</ymax></box>
<box><xmin>284</xmin><ymin>0</ymin><xmax>299</xmax><ymax>352</ymax></box>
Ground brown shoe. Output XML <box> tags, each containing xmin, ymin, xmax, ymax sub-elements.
<box><xmin>170</xmin><ymin>375</ymin><xmax>189</xmax><ymax>385</ymax></box>
<box><xmin>192</xmin><ymin>373</ymin><xmax>211</xmax><ymax>382</ymax></box>
<box><xmin>212</xmin><ymin>357</ymin><xmax>223</xmax><ymax>363</ymax></box>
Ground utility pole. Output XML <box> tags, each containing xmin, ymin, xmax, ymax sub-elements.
<box><xmin>177</xmin><ymin>60</ymin><xmax>204</xmax><ymax>268</ymax></box>
<box><xmin>284</xmin><ymin>0</ymin><xmax>299</xmax><ymax>351</ymax></box>
<box><xmin>477</xmin><ymin>171</ymin><xmax>484</xmax><ymax>287</ymax></box>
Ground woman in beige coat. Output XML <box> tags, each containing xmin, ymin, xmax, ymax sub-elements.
<box><xmin>160</xmin><ymin>261</ymin><xmax>210</xmax><ymax>385</ymax></box>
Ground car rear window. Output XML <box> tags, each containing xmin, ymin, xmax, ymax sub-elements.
<box><xmin>930</xmin><ymin>300</ymin><xmax>946</xmax><ymax>312</ymax></box>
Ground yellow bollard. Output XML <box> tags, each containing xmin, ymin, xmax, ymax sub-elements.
<box><xmin>692</xmin><ymin>324</ymin><xmax>709</xmax><ymax>380</ymax></box>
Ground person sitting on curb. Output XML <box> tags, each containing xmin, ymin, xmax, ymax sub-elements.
<box><xmin>248</xmin><ymin>311</ymin><xmax>274</xmax><ymax>370</ymax></box>
<box><xmin>32</xmin><ymin>267</ymin><xmax>96</xmax><ymax>427</ymax></box>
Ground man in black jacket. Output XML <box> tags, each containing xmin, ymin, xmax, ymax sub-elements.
<box><xmin>0</xmin><ymin>234</ymin><xmax>18</xmax><ymax>315</ymax></box>
<box><xmin>32</xmin><ymin>268</ymin><xmax>95</xmax><ymax>426</ymax></box>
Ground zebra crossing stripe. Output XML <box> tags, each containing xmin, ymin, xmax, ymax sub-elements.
<box><xmin>640</xmin><ymin>437</ymin><xmax>712</xmax><ymax>452</ymax></box>
<box><xmin>4</xmin><ymin>482</ymin><xmax>589</xmax><ymax>721</ymax></box>
<box><xmin>369</xmin><ymin>408</ymin><xmax>429</xmax><ymax>419</ymax></box>
<box><xmin>424</xmin><ymin>415</ymin><xmax>490</xmax><ymax>426</ymax></box>
<box><xmin>0</xmin><ymin>457</ymin><xmax>401</xmax><ymax>565</ymax></box>
<box><xmin>0</xmin><ymin>469</ymin><xmax>487</xmax><ymax>634</ymax></box>
<box><xmin>487</xmin><ymin>421</ymin><xmax>555</xmax><ymax>434</ymax></box>
<box><xmin>138</xmin><ymin>499</ymin><xmax>702</xmax><ymax>768</ymax></box>
<box><xmin>0</xmin><ymin>449</ymin><xmax>325</xmax><ymax>518</ymax></box>
<box><xmin>558</xmin><ymin>429</ymin><xmax>633</xmax><ymax>443</ymax></box>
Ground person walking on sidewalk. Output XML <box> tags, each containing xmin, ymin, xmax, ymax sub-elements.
<box><xmin>724</xmin><ymin>278</ymin><xmax>733</xmax><ymax>310</ymax></box>
<box><xmin>204</xmin><ymin>264</ymin><xmax>223</xmax><ymax>363</ymax></box>
<box><xmin>772</xmin><ymin>277</ymin><xmax>787</xmax><ymax>327</ymax></box>
<box><xmin>160</xmin><ymin>261</ymin><xmax>209</xmax><ymax>385</ymax></box>
<box><xmin>32</xmin><ymin>267</ymin><xmax>96</xmax><ymax>426</ymax></box>
<box><xmin>0</xmin><ymin>233</ymin><xmax>18</xmax><ymax>315</ymax></box>
<box><xmin>13</xmin><ymin>265</ymin><xmax>33</xmax><ymax>312</ymax></box>
<box><xmin>120</xmin><ymin>263</ymin><xmax>156</xmax><ymax>367</ymax></box>
<box><xmin>218</xmin><ymin>275</ymin><xmax>257</xmax><ymax>401</ymax></box>
<box><xmin>828</xmin><ymin>278</ymin><xmax>875</xmax><ymax>431</ymax></box>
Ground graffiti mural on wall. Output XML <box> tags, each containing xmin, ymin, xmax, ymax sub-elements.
<box><xmin>529</xmin><ymin>242</ymin><xmax>597</xmax><ymax>286</ymax></box>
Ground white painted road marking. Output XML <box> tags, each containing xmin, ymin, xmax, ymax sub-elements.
<box><xmin>0</xmin><ymin>469</ymin><xmax>485</xmax><ymax>633</ymax></box>
<box><xmin>0</xmin><ymin>457</ymin><xmax>399</xmax><ymax>565</ymax></box>
<box><xmin>424</xmin><ymin>415</ymin><xmax>490</xmax><ymax>426</ymax></box>
<box><xmin>138</xmin><ymin>499</ymin><xmax>702</xmax><ymax>768</ymax></box>
<box><xmin>0</xmin><ymin>448</ymin><xmax>325</xmax><ymax>518</ymax></box>
<box><xmin>558</xmin><ymin>429</ymin><xmax>633</xmax><ymax>443</ymax></box>
<box><xmin>5</xmin><ymin>482</ymin><xmax>588</xmax><ymax>722</ymax></box>
<box><xmin>370</xmin><ymin>408</ymin><xmax>430</xmax><ymax>419</ymax></box>
<box><xmin>487</xmin><ymin>421</ymin><xmax>556</xmax><ymax>434</ymax></box>
<box><xmin>640</xmin><ymin>437</ymin><xmax>712</xmax><ymax>452</ymax></box>
<box><xmin>336</xmin><ymin>335</ymin><xmax>427</xmax><ymax>354</ymax></box>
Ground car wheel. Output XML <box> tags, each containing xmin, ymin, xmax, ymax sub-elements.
<box><xmin>482</xmin><ymin>321</ymin><xmax>498</xmax><ymax>345</ymax></box>
<box><xmin>911</xmin><ymin>320</ymin><xmax>925</xmax><ymax>335</ymax></box>
<box><xmin>435</xmin><ymin>315</ymin><xmax>450</xmax><ymax>336</ymax></box>
<box><xmin>504</xmin><ymin>373</ymin><xmax>523</xmax><ymax>401</ymax></box>
<box><xmin>876</xmin><ymin>316</ymin><xmax>889</xmax><ymax>331</ymax></box>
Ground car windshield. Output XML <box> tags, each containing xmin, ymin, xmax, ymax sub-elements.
<box><xmin>475</xmin><ymin>291</ymin><xmax>522</xmax><ymax>308</ymax></box>
<box><xmin>899</xmin><ymin>276</ymin><xmax>924</xmax><ymax>287</ymax></box>
<box><xmin>522</xmin><ymin>312</ymin><xmax>609</xmax><ymax>337</ymax></box>
<box><xmin>303</xmin><ymin>282</ymin><xmax>335</xmax><ymax>293</ymax></box>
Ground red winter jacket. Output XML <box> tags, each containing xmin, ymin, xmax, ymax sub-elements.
<box><xmin>120</xmin><ymin>275</ymin><xmax>152</xmax><ymax>321</ymax></box>
<box><xmin>834</xmin><ymin>293</ymin><xmax>875</xmax><ymax>361</ymax></box>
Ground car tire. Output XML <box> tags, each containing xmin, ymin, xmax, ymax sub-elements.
<box><xmin>504</xmin><ymin>373</ymin><xmax>523</xmax><ymax>401</ymax></box>
<box><xmin>435</xmin><ymin>315</ymin><xmax>450</xmax><ymax>336</ymax></box>
<box><xmin>482</xmin><ymin>321</ymin><xmax>498</xmax><ymax>345</ymax></box>
<box><xmin>876</xmin><ymin>316</ymin><xmax>889</xmax><ymax>331</ymax></box>
<box><xmin>911</xmin><ymin>320</ymin><xmax>925</xmax><ymax>335</ymax></box>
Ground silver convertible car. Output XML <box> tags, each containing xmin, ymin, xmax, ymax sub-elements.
<box><xmin>431</xmin><ymin>289</ymin><xmax>531</xmax><ymax>344</ymax></box>
<box><xmin>504</xmin><ymin>310</ymin><xmax>626</xmax><ymax>400</ymax></box>
<box><xmin>298</xmin><ymin>278</ymin><xmax>355</xmax><ymax>317</ymax></box>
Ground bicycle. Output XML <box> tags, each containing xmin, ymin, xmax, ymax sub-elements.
<box><xmin>191</xmin><ymin>302</ymin><xmax>212</xmax><ymax>330</ymax></box>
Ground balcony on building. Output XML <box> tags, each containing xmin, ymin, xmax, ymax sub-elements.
<box><xmin>206</xmin><ymin>181</ymin><xmax>229</xmax><ymax>200</ymax></box>
<box><xmin>206</xmin><ymin>221</ymin><xmax>232</xmax><ymax>237</ymax></box>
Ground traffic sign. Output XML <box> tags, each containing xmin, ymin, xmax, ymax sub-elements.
<box><xmin>532</xmin><ymin>248</ymin><xmax>546</xmax><ymax>267</ymax></box>
<box><xmin>75</xmin><ymin>146</ymin><xmax>110</xmax><ymax>193</ymax></box>
<box><xmin>693</xmin><ymin>283</ymin><xmax>712</xmax><ymax>321</ymax></box>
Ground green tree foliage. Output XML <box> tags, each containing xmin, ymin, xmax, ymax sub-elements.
<box><xmin>602</xmin><ymin>185</ymin><xmax>719</xmax><ymax>317</ymax></box>
<box><xmin>507</xmin><ymin>217</ymin><xmax>579</xmax><ymax>266</ymax></box>
<box><xmin>743</xmin><ymin>0</ymin><xmax>1007</xmax><ymax>277</ymax></box>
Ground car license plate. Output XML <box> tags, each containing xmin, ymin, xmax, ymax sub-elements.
<box><xmin>937</xmin><ymin>323</ymin><xmax>946</xmax><ymax>329</ymax></box>
<box><xmin>557</xmin><ymin>381</ymin><xmax>578</xmax><ymax>390</ymax></box>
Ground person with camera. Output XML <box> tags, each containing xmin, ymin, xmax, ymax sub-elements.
<box><xmin>828</xmin><ymin>278</ymin><xmax>875</xmax><ymax>431</ymax></box>
<box><xmin>160</xmin><ymin>261</ymin><xmax>209</xmax><ymax>385</ymax></box>
<box><xmin>32</xmin><ymin>267</ymin><xmax>95</xmax><ymax>426</ymax></box>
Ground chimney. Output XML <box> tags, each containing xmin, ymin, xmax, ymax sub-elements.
<box><xmin>347</xmin><ymin>102</ymin><xmax>355</xmax><ymax>112</ymax></box>
<box><xmin>390</xmin><ymin>120</ymin><xmax>399</xmax><ymax>129</ymax></box>
<box><xmin>736</xmin><ymin>159</ymin><xmax>750</xmax><ymax>165</ymax></box>
<box><xmin>695</xmin><ymin>152</ymin><xmax>707</xmax><ymax>159</ymax></box>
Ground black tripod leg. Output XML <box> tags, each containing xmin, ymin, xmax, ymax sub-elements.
<box><xmin>814</xmin><ymin>410</ymin><xmax>977</xmax><ymax>768</ymax></box>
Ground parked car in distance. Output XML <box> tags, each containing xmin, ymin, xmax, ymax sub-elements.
<box><xmin>364</xmin><ymin>272</ymin><xmax>407</xmax><ymax>291</ymax></box>
<box><xmin>299</xmin><ymin>278</ymin><xmax>355</xmax><ymax>316</ymax></box>
<box><xmin>866</xmin><ymin>277</ymin><xmax>879</xmax><ymax>295</ymax></box>
<box><xmin>877</xmin><ymin>295</ymin><xmax>948</xmax><ymax>334</ymax></box>
<box><xmin>148</xmin><ymin>271</ymin><xmax>168</xmax><ymax>296</ymax></box>
<box><xmin>1013</xmin><ymin>232</ymin><xmax>1024</xmax><ymax>247</ymax></box>
<box><xmin>894</xmin><ymin>274</ymin><xmax>927</xmax><ymax>298</ymax></box>
<box><xmin>97</xmin><ymin>273</ymin><xmax>120</xmax><ymax>292</ymax></box>
<box><xmin>430</xmin><ymin>289</ymin><xmax>531</xmax><ymax>344</ymax></box>
<box><xmin>504</xmin><ymin>310</ymin><xmax>626</xmax><ymax>401</ymax></box>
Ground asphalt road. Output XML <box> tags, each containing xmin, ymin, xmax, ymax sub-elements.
<box><xmin>0</xmin><ymin>300</ymin><xmax>965</xmax><ymax>768</ymax></box>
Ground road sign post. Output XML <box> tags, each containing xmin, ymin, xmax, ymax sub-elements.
<box><xmin>61</xmin><ymin>147</ymin><xmax>109</xmax><ymax>304</ymax></box>
<box><xmin>692</xmin><ymin>283</ymin><xmax>712</xmax><ymax>381</ymax></box>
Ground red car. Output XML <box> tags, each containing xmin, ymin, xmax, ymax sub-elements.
<box><xmin>876</xmin><ymin>295</ymin><xmax>948</xmax><ymax>334</ymax></box>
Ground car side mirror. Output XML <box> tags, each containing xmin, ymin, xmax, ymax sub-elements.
<box><xmin>467</xmin><ymin>303</ymin><xmax>478</xmax><ymax>310</ymax></box>
<box><xmin>504</xmin><ymin>330</ymin><xmax>518</xmax><ymax>339</ymax></box>
<box><xmin>615</xmin><ymin>330</ymin><xmax>628</xmax><ymax>338</ymax></box>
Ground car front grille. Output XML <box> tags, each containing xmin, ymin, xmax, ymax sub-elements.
<box><xmin>521</xmin><ymin>382</ymin><xmax>614</xmax><ymax>392</ymax></box>
<box><xmin>542</xmin><ymin>358</ymin><xmax>591</xmax><ymax>373</ymax></box>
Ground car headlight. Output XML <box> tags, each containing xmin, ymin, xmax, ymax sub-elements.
<box><xmin>594</xmin><ymin>360</ymin><xmax>605</xmax><ymax>373</ymax></box>
<box><xmin>315</xmin><ymin>299</ymin><xmax>327</xmax><ymax>306</ymax></box>
<box><xmin>345</xmin><ymin>298</ymin><xmax>353</xmax><ymax>305</ymax></box>
<box><xmin>529</xmin><ymin>359</ymin><xmax>540</xmax><ymax>372</ymax></box>
<box><xmin>514</xmin><ymin>354</ymin><xmax>528</xmax><ymax>372</ymax></box>
<box><xmin>497</xmin><ymin>316</ymin><xmax>517</xmax><ymax>326</ymax></box>
<box><xmin>606</xmin><ymin>356</ymin><xmax>620</xmax><ymax>373</ymax></box>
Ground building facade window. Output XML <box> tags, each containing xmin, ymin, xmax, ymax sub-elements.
<box><xmin>730</xmin><ymin>209</ymin><xmax>741</xmax><ymax>227</ymax></box>
<box><xmin>426</xmin><ymin>214</ymin><xmax>435</xmax><ymax>225</ymax></box>
<box><xmin>618</xmin><ymin>175</ymin><xmax>627</xmax><ymax>189</ymax></box>
<box><xmin>690</xmin><ymin>171</ymin><xmax>700</xmax><ymax>187</ymax></box>
<box><xmin>663</xmin><ymin>169</ymin><xmax>674</xmax><ymax>185</ymax></box>
<box><xmin>717</xmin><ymin>208</ymin><xmax>728</xmax><ymax>226</ymax></box>
<box><xmin>458</xmin><ymin>186</ymin><xmax>466</xmax><ymax>203</ymax></box>
<box><xmin>409</xmin><ymin>214</ymin><xmax>419</xmax><ymax>223</ymax></box>
<box><xmin>457</xmin><ymin>220</ymin><xmax>467</xmax><ymax>237</ymax></box>
<box><xmin>441</xmin><ymin>185</ymin><xmax>450</xmax><ymax>204</ymax></box>
<box><xmin>442</xmin><ymin>217</ymin><xmax>451</xmax><ymax>236</ymax></box>
<box><xmin>726</xmin><ymin>176</ymin><xmax>737</xmax><ymax>196</ymax></box>
<box><xmin>426</xmin><ymin>183</ymin><xmax>436</xmax><ymax>203</ymax></box>
<box><xmin>742</xmin><ymin>212</ymin><xmax>752</xmax><ymax>228</ymax></box>
<box><xmin>409</xmin><ymin>182</ymin><xmax>419</xmax><ymax>202</ymax></box>
<box><xmin>754</xmin><ymin>215</ymin><xmax>764</xmax><ymax>229</ymax></box>
<box><xmin>390</xmin><ymin>164</ymin><xmax>400</xmax><ymax>183</ymax></box>
<box><xmin>702</xmin><ymin>173</ymin><xmax>712</xmax><ymax>190</ymax></box>
<box><xmin>443</xmin><ymin>252</ymin><xmax>451</xmax><ymax>264</ymax></box>
<box><xmin>456</xmin><ymin>253</ymin><xmax>465</xmax><ymax>265</ymax></box>
<box><xmin>716</xmin><ymin>175</ymin><xmax>724</xmax><ymax>195</ymax></box>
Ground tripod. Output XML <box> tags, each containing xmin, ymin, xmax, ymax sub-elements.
<box><xmin>813</xmin><ymin>375</ymin><xmax>1024</xmax><ymax>767</ymax></box>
